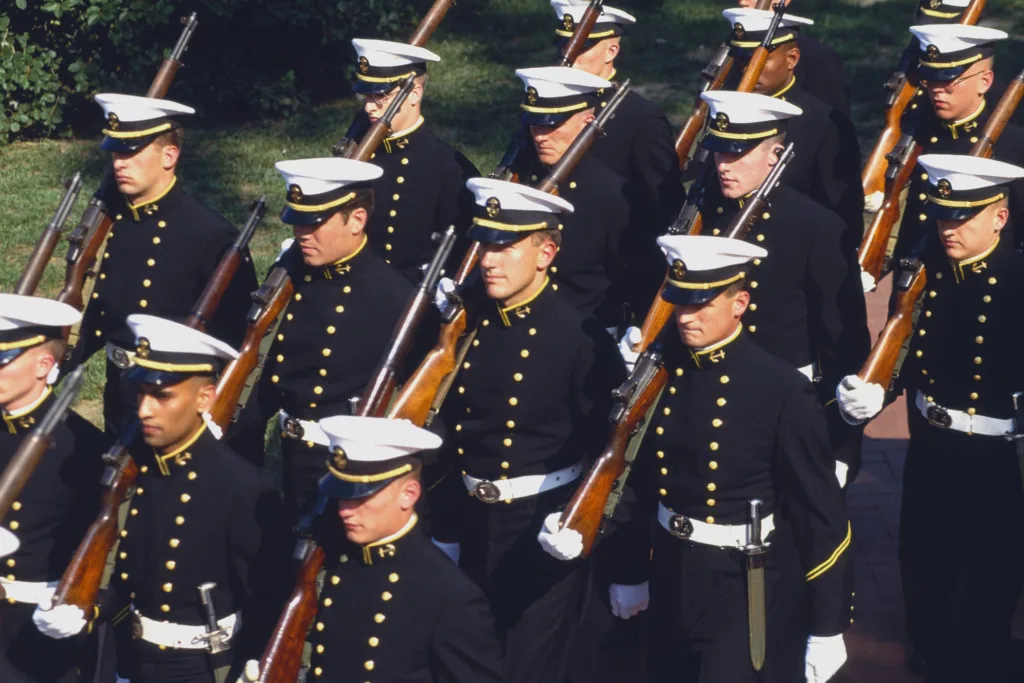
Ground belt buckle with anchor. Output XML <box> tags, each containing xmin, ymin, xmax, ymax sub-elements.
<box><xmin>111</xmin><ymin>347</ymin><xmax>133</xmax><ymax>370</ymax></box>
<box><xmin>473</xmin><ymin>480</ymin><xmax>502</xmax><ymax>504</ymax></box>
<box><xmin>926</xmin><ymin>403</ymin><xmax>953</xmax><ymax>429</ymax></box>
<box><xmin>282</xmin><ymin>417</ymin><xmax>305</xmax><ymax>440</ymax></box>
<box><xmin>668</xmin><ymin>514</ymin><xmax>694</xmax><ymax>540</ymax></box>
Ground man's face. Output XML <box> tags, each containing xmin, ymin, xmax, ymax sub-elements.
<box><xmin>292</xmin><ymin>208</ymin><xmax>365</xmax><ymax>267</ymax></box>
<box><xmin>715</xmin><ymin>139</ymin><xmax>779</xmax><ymax>199</ymax></box>
<box><xmin>925</xmin><ymin>63</ymin><xmax>993</xmax><ymax>122</ymax></box>
<box><xmin>936</xmin><ymin>202</ymin><xmax>1007</xmax><ymax>261</ymax></box>
<box><xmin>137</xmin><ymin>376</ymin><xmax>212</xmax><ymax>451</ymax></box>
<box><xmin>479</xmin><ymin>235</ymin><xmax>555</xmax><ymax>303</ymax></box>
<box><xmin>336</xmin><ymin>475</ymin><xmax>420</xmax><ymax>545</ymax></box>
<box><xmin>360</xmin><ymin>82</ymin><xmax>422</xmax><ymax>125</ymax></box>
<box><xmin>565</xmin><ymin>38</ymin><xmax>619</xmax><ymax>78</ymax></box>
<box><xmin>675</xmin><ymin>287</ymin><xmax>750</xmax><ymax>348</ymax></box>
<box><xmin>748</xmin><ymin>44</ymin><xmax>799</xmax><ymax>95</ymax></box>
<box><xmin>530</xmin><ymin>109</ymin><xmax>594</xmax><ymax>166</ymax></box>
<box><xmin>0</xmin><ymin>346</ymin><xmax>54</xmax><ymax>408</ymax></box>
<box><xmin>112</xmin><ymin>141</ymin><xmax>176</xmax><ymax>199</ymax></box>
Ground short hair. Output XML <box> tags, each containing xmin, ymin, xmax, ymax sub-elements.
<box><xmin>415</xmin><ymin>73</ymin><xmax>429</xmax><ymax>89</ymax></box>
<box><xmin>530</xmin><ymin>228</ymin><xmax>562</xmax><ymax>248</ymax></box>
<box><xmin>154</xmin><ymin>127</ymin><xmax>184</xmax><ymax>151</ymax></box>
<box><xmin>724</xmin><ymin>275</ymin><xmax>751</xmax><ymax>296</ymax></box>
<box><xmin>763</xmin><ymin>132</ymin><xmax>787</xmax><ymax>149</ymax></box>
<box><xmin>339</xmin><ymin>190</ymin><xmax>376</xmax><ymax>223</ymax></box>
<box><xmin>38</xmin><ymin>339</ymin><xmax>66</xmax><ymax>365</ymax></box>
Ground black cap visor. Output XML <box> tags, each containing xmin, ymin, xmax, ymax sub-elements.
<box><xmin>318</xmin><ymin>473</ymin><xmax>396</xmax><ymax>501</ymax></box>
<box><xmin>660</xmin><ymin>283</ymin><xmax>730</xmax><ymax>306</ymax></box>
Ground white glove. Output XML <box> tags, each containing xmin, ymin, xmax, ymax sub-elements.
<box><xmin>434</xmin><ymin>277</ymin><xmax>457</xmax><ymax>316</ymax></box>
<box><xmin>805</xmin><ymin>634</ymin><xmax>847</xmax><ymax>683</ymax></box>
<box><xmin>609</xmin><ymin>582</ymin><xmax>649</xmax><ymax>619</ymax></box>
<box><xmin>202</xmin><ymin>412</ymin><xmax>224</xmax><ymax>440</ymax></box>
<box><xmin>431</xmin><ymin>538</ymin><xmax>461</xmax><ymax>565</ymax></box>
<box><xmin>537</xmin><ymin>512</ymin><xmax>584</xmax><ymax>561</ymax></box>
<box><xmin>32</xmin><ymin>604</ymin><xmax>87</xmax><ymax>639</ymax></box>
<box><xmin>864</xmin><ymin>191</ymin><xmax>884</xmax><ymax>214</ymax></box>
<box><xmin>835</xmin><ymin>460</ymin><xmax>850</xmax><ymax>488</ymax></box>
<box><xmin>274</xmin><ymin>238</ymin><xmax>295</xmax><ymax>264</ymax></box>
<box><xmin>0</xmin><ymin>527</ymin><xmax>21</xmax><ymax>558</ymax></box>
<box><xmin>617</xmin><ymin>326</ymin><xmax>642</xmax><ymax>373</ymax></box>
<box><xmin>236</xmin><ymin>659</ymin><xmax>260</xmax><ymax>683</ymax></box>
<box><xmin>860</xmin><ymin>269</ymin><xmax>876</xmax><ymax>293</ymax></box>
<box><xmin>836</xmin><ymin>375</ymin><xmax>885</xmax><ymax>424</ymax></box>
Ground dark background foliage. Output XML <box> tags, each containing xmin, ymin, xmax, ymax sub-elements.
<box><xmin>1</xmin><ymin>0</ymin><xmax>415</xmax><ymax>142</ymax></box>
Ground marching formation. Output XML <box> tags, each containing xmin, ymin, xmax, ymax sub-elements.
<box><xmin>1</xmin><ymin>0</ymin><xmax>1022</xmax><ymax>682</ymax></box>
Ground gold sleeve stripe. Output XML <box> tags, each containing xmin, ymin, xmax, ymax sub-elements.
<box><xmin>805</xmin><ymin>521</ymin><xmax>851</xmax><ymax>582</ymax></box>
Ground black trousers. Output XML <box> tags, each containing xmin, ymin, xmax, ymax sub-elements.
<box><xmin>900</xmin><ymin>409</ymin><xmax>1024</xmax><ymax>683</ymax></box>
<box><xmin>116</xmin><ymin>636</ymin><xmax>232</xmax><ymax>683</ymax></box>
<box><xmin>0</xmin><ymin>601</ymin><xmax>85</xmax><ymax>683</ymax></box>
<box><xmin>646</xmin><ymin>526</ymin><xmax>805</xmax><ymax>683</ymax></box>
<box><xmin>458</xmin><ymin>488</ymin><xmax>587</xmax><ymax>683</ymax></box>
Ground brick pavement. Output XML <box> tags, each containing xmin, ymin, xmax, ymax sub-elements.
<box><xmin>567</xmin><ymin>274</ymin><xmax>1023</xmax><ymax>682</ymax></box>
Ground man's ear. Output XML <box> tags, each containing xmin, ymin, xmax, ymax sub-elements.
<box><xmin>348</xmin><ymin>207</ymin><xmax>369</xmax><ymax>235</ymax></box>
<box><xmin>195</xmin><ymin>382</ymin><xmax>217</xmax><ymax>413</ymax></box>
<box><xmin>605</xmin><ymin>41</ymin><xmax>620</xmax><ymax>64</ymax></box>
<box><xmin>538</xmin><ymin>237</ymin><xmax>559</xmax><ymax>269</ymax></box>
<box><xmin>979</xmin><ymin>69</ymin><xmax>995</xmax><ymax>96</ymax></box>
<box><xmin>786</xmin><ymin>45</ymin><xmax>801</xmax><ymax>71</ymax></box>
<box><xmin>733</xmin><ymin>289</ymin><xmax>751</xmax><ymax>317</ymax></box>
<box><xmin>162</xmin><ymin>144</ymin><xmax>180</xmax><ymax>171</ymax></box>
<box><xmin>33</xmin><ymin>350</ymin><xmax>57</xmax><ymax>383</ymax></box>
<box><xmin>993</xmin><ymin>205</ymin><xmax>1010</xmax><ymax>233</ymax></box>
<box><xmin>399</xmin><ymin>477</ymin><xmax>421</xmax><ymax>511</ymax></box>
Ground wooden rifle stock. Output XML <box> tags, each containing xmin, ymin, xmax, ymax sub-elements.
<box><xmin>559</xmin><ymin>0</ymin><xmax>605</xmax><ymax>67</ymax></box>
<box><xmin>560</xmin><ymin>351</ymin><xmax>668</xmax><ymax>555</ymax></box>
<box><xmin>0</xmin><ymin>368</ymin><xmax>85</xmax><ymax>523</ymax></box>
<box><xmin>858</xmin><ymin>138</ymin><xmax>922</xmax><ymax>280</ymax></box>
<box><xmin>57</xmin><ymin>14</ymin><xmax>198</xmax><ymax>312</ymax></box>
<box><xmin>970</xmin><ymin>67</ymin><xmax>1024</xmax><ymax>159</ymax></box>
<box><xmin>408</xmin><ymin>0</ymin><xmax>457</xmax><ymax>47</ymax></box>
<box><xmin>860</xmin><ymin>0</ymin><xmax>986</xmax><ymax>196</ymax></box>
<box><xmin>349</xmin><ymin>75</ymin><xmax>417</xmax><ymax>161</ymax></box>
<box><xmin>51</xmin><ymin>425</ymin><xmax>140</xmax><ymax>613</ymax></box>
<box><xmin>735</xmin><ymin>3</ymin><xmax>785</xmax><ymax>93</ymax></box>
<box><xmin>674</xmin><ymin>59</ymin><xmax>731</xmax><ymax>167</ymax></box>
<box><xmin>15</xmin><ymin>173</ymin><xmax>83</xmax><ymax>296</ymax></box>
<box><xmin>858</xmin><ymin>261</ymin><xmax>926</xmax><ymax>388</ymax></box>
<box><xmin>187</xmin><ymin>197</ymin><xmax>267</xmax><ymax>330</ymax></box>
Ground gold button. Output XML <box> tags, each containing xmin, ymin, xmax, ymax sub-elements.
<box><xmin>278</xmin><ymin>334</ymin><xmax>285</xmax><ymax>342</ymax></box>
<box><xmin>929</xmin><ymin>291</ymin><xmax>937</xmax><ymax>298</ymax></box>
<box><xmin>717</xmin><ymin>207</ymin><xmax>724</xmax><ymax>214</ymax></box>
<box><xmin>482</xmin><ymin>319</ymin><xmax>490</xmax><ymax>327</ymax></box>
<box><xmin>748</xmin><ymin>325</ymin><xmax>757</xmax><ymax>333</ymax></box>
<box><xmin>974</xmin><ymin>357</ymin><xmax>983</xmax><ymax>365</ymax></box>
<box><xmin>978</xmin><ymin>315</ymin><xmax>987</xmax><ymax>323</ymax></box>
<box><xmin>710</xmin><ymin>442</ymin><xmax>719</xmax><ymax>451</ymax></box>
<box><xmin>506</xmin><ymin>420</ymin><xmax>515</xmax><ymax>429</ymax></box>
<box><xmin>385</xmin><ymin>244</ymin><xmax>393</xmax><ymax>251</ymax></box>
<box><xmin>983</xmin><ymin>295</ymin><xmax>992</xmax><ymax>303</ymax></box>
<box><xmin>162</xmin><ymin>583</ymin><xmax>173</xmax><ymax>593</ymax></box>
<box><xmin>153</xmin><ymin>237</ymin><xmax>161</xmax><ymax>245</ymax></box>
<box><xmin>756</xmin><ymin>234</ymin><xmax>765</xmax><ymax>242</ymax></box>
<box><xmin>169</xmin><ymin>539</ymin><xmax>180</xmax><ymax>548</ymax></box>
<box><xmin>707</xmin><ymin>499</ymin><xmax>716</xmax><ymax>507</ymax></box>
<box><xmin>663</xmin><ymin>407</ymin><xmax>671</xmax><ymax>416</ymax></box>
<box><xmin>147</xmin><ymin>259</ymin><xmax>155</xmax><ymax>267</ymax></box>
<box><xmin>120</xmin><ymin>572</ymin><xmax>128</xmax><ymax>581</ymax></box>
<box><xmin>918</xmin><ymin>329</ymin><xmax>926</xmax><ymax>337</ymax></box>
<box><xmin>970</xmin><ymin>392</ymin><xmax>979</xmax><ymax>400</ymax></box>
<box><xmin>387</xmin><ymin>226</ymin><xmax>395</xmax><ymax>233</ymax></box>
<box><xmin>322</xmin><ymin>348</ymin><xmax>331</xmax><ymax>357</ymax></box>
<box><xmin>316</xmin><ymin>645</ymin><xmax>325</xmax><ymax>654</ymax></box>
<box><xmin>392</xmin><ymin>193</ymin><xmax>400</xmax><ymax>201</ymax></box>
<box><xmin>921</xmin><ymin>173</ymin><xmax>928</xmax><ymax>180</ymax></box>
<box><xmin>503</xmin><ymin>438</ymin><xmax>512</xmax><ymax>447</ymax></box>
<box><xmin>968</xmin><ymin>407</ymin><xmax>977</xmax><ymax>415</ymax></box>
<box><xmin>918</xmin><ymin>214</ymin><xmax>927</xmax><ymax>222</ymax></box>
<box><xmin>656</xmin><ymin>427</ymin><xmax>664</xmax><ymax>435</ymax></box>
<box><xmin>930</xmin><ymin>137</ymin><xmax>938</xmax><ymax>143</ymax></box>
<box><xmin>753</xmin><ymin>259</ymin><xmax>761</xmax><ymax>267</ymax></box>
<box><xmin>675</xmin><ymin>368</ymin><xmax>683</xmax><ymax>377</ymax></box>
<box><xmin>295</xmin><ymin>293</ymin><xmax>303</xmax><ymax>301</ymax></box>
<box><xmin>365</xmin><ymin>661</ymin><xmax>375</xmax><ymax>671</ymax></box>
<box><xmin>508</xmin><ymin>397</ymin><xmax>518</xmax><ymax>406</ymax></box>
<box><xmin>975</xmin><ymin>336</ymin><xmax>984</xmax><ymax>344</ymax></box>
<box><xmin>974</xmin><ymin>375</ymin><xmax>982</xmax><ymax>381</ymax></box>
<box><xmin>988</xmin><ymin>277</ymin><xmax>997</xmax><ymax>285</ymax></box>
<box><xmin>706</xmin><ymin>516</ymin><xmax>715</xmax><ymax>524</ymax></box>
<box><xmin>327</xmin><ymin>326</ymin><xmax>336</xmax><ymax>334</ymax></box>
<box><xmin>375</xmin><ymin>613</ymin><xmax>385</xmax><ymax>623</ymax></box>
<box><xmin>323</xmin><ymin>598</ymin><xmax>333</xmax><ymax>607</ymax></box>
<box><xmin>343</xmin><ymin>285</ymin><xmax>352</xmax><ymax>294</ymax></box>
<box><xmin>455</xmin><ymin>424</ymin><xmax>462</xmax><ymax>432</ymax></box>
<box><xmin>660</xmin><ymin>468</ymin><xmax>668</xmax><ymax>476</ymax></box>
<box><xmin>501</xmin><ymin>462</ymin><xmax>510</xmax><ymax>470</ymax></box>
<box><xmin>160</xmin><ymin>605</ymin><xmax>170</xmax><ymax>613</ymax></box>
<box><xmin>457</xmin><ymin>386</ymin><xmax>465</xmax><ymax>394</ymax></box>
<box><xmin>119</xmin><ymin>551</ymin><xmax>127</xmax><ymax>560</ymax></box>
<box><xmin>935</xmin><ymin>272</ymin><xmax>942</xmax><ymax>280</ymax></box>
<box><xmin>313</xmin><ymin>667</ymin><xmax>322</xmax><ymax>676</ymax></box>
<box><xmin>389</xmin><ymin>573</ymin><xmax>399</xmax><ymax>583</ymax></box>
<box><xmin>271</xmin><ymin>375</ymin><xmax>280</xmax><ymax>384</ymax></box>
<box><xmin>916</xmin><ymin>350</ymin><xmax>923</xmax><ymax>358</ymax></box>
<box><xmin>463</xmin><ymin>362</ymin><xmax>471</xmax><ymax>370</ymax></box>
<box><xmin>707</xmin><ymin>483</ymin><xmax>716</xmax><ymax>492</ymax></box>
<box><xmin>709</xmin><ymin>461</ymin><xmax>719</xmax><ymax>470</ymax></box>
<box><xmin>919</xmin><ymin>194</ymin><xmax>926</xmax><ymax>201</ymax></box>
<box><xmin>658</xmin><ymin>489</ymin><xmax>667</xmax><ymax>496</ymax></box>
<box><xmin>970</xmin><ymin>136</ymin><xmax>979</xmax><ymax>144</ymax></box>
<box><xmin>382</xmin><ymin>591</ymin><xmax>392</xmax><ymax>601</ymax></box>
<box><xmin>716</xmin><ymin>398</ymin><xmax>726</xmax><ymax>407</ymax></box>
<box><xmin>749</xmin><ymin>304</ymin><xmax>757</xmax><ymax>311</ymax></box>
<box><xmin>175</xmin><ymin>516</ymin><xmax>184</xmax><ymax>525</ymax></box>
<box><xmin>316</xmin><ymin>622</ymin><xmax>325</xmax><ymax>631</ymax></box>
<box><xmin>925</xmin><ymin>311</ymin><xmax>932</xmax><ymax>318</ymax></box>
<box><xmin>166</xmin><ymin>561</ymin><xmax>176</xmax><ymax>570</ymax></box>
<box><xmin>520</xmin><ymin>349</ymin><xmax>530</xmax><ymax>358</ymax></box>
<box><xmin>712</xmin><ymin>418</ymin><xmax>723</xmax><ymax>427</ymax></box>
<box><xmin>401</xmin><ymin>158</ymin><xmax>409</xmax><ymax>165</ymax></box>
<box><xmin>389</xmin><ymin>210</ymin><xmax>397</xmax><ymax>217</ymax></box>
<box><xmin>720</xmin><ymin>376</ymin><xmax>729</xmax><ymax>384</ymax></box>
<box><xmin>143</xmin><ymin>279</ymin><xmax>151</xmax><ymax>288</ymax></box>
<box><xmin>180</xmin><ymin>494</ymin><xmax>190</xmax><ymax>503</ymax></box>
<box><xmin>569</xmin><ymin>181</ymin><xmax>577</xmax><ymax>189</ymax></box>
<box><xmin>130</xmin><ymin>508</ymin><xmax>138</xmax><ymax>516</ymax></box>
<box><xmin>139</xmin><ymin>300</ymin><xmax>148</xmax><ymax>308</ymax></box>
<box><xmin>304</xmin><ymin>275</ymin><xmax>312</xmax><ymax>283</ymax></box>
<box><xmin>750</xmin><ymin>281</ymin><xmax>758</xmax><ymax>289</ymax></box>
<box><xmin>120</xmin><ymin>530</ymin><xmax>128</xmax><ymax>538</ymax></box>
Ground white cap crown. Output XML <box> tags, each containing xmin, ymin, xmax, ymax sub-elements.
<box><xmin>466</xmin><ymin>178</ymin><xmax>574</xmax><ymax>215</ymax></box>
<box><xmin>319</xmin><ymin>416</ymin><xmax>442</xmax><ymax>463</ymax></box>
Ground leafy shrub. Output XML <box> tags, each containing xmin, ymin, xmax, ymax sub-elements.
<box><xmin>1</xmin><ymin>0</ymin><xmax>415</xmax><ymax>143</ymax></box>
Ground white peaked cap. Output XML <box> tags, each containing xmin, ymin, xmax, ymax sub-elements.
<box><xmin>918</xmin><ymin>154</ymin><xmax>1024</xmax><ymax>191</ymax></box>
<box><xmin>466</xmin><ymin>178</ymin><xmax>575</xmax><ymax>215</ymax></box>
<box><xmin>275</xmin><ymin>158</ymin><xmax>383</xmax><ymax>197</ymax></box>
<box><xmin>515</xmin><ymin>66</ymin><xmax>611</xmax><ymax>99</ymax></box>
<box><xmin>908</xmin><ymin>24</ymin><xmax>1008</xmax><ymax>52</ymax></box>
<box><xmin>721</xmin><ymin>8</ymin><xmax>814</xmax><ymax>30</ymax></box>
<box><xmin>550</xmin><ymin>1</ymin><xmax>636</xmax><ymax>25</ymax></box>
<box><xmin>126</xmin><ymin>315</ymin><xmax>239</xmax><ymax>363</ymax></box>
<box><xmin>657</xmin><ymin>235</ymin><xmax>767</xmax><ymax>271</ymax></box>
<box><xmin>701</xmin><ymin>90</ymin><xmax>803</xmax><ymax>124</ymax></box>
<box><xmin>93</xmin><ymin>93</ymin><xmax>195</xmax><ymax>122</ymax></box>
<box><xmin>351</xmin><ymin>38</ymin><xmax>441</xmax><ymax>66</ymax></box>
<box><xmin>319</xmin><ymin>416</ymin><xmax>443</xmax><ymax>463</ymax></box>
<box><xmin>0</xmin><ymin>294</ymin><xmax>81</xmax><ymax>331</ymax></box>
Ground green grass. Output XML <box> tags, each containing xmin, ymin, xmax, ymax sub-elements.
<box><xmin>1</xmin><ymin>0</ymin><xmax>1023</xmax><ymax>421</ymax></box>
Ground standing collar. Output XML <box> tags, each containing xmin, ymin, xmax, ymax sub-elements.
<box><xmin>306</xmin><ymin>235</ymin><xmax>371</xmax><ymax>282</ymax></box>
<box><xmin>686</xmin><ymin>325</ymin><xmax>743</xmax><ymax>369</ymax></box>
<box><xmin>382</xmin><ymin>116</ymin><xmax>425</xmax><ymax>153</ymax></box>
<box><xmin>496</xmin><ymin>277</ymin><xmax>550</xmax><ymax>327</ymax></box>
<box><xmin>152</xmin><ymin>423</ymin><xmax>207</xmax><ymax>476</ymax></box>
<box><xmin>770</xmin><ymin>75</ymin><xmax>797</xmax><ymax>100</ymax></box>
<box><xmin>2</xmin><ymin>387</ymin><xmax>52</xmax><ymax>435</ymax></box>
<box><xmin>948</xmin><ymin>235</ymin><xmax>1000</xmax><ymax>283</ymax></box>
<box><xmin>360</xmin><ymin>513</ymin><xmax>418</xmax><ymax>565</ymax></box>
<box><xmin>125</xmin><ymin>176</ymin><xmax>179</xmax><ymax>222</ymax></box>
<box><xmin>943</xmin><ymin>100</ymin><xmax>985</xmax><ymax>139</ymax></box>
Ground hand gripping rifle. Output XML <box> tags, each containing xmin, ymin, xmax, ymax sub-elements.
<box><xmin>48</xmin><ymin>197</ymin><xmax>267</xmax><ymax>618</ymax></box>
<box><xmin>386</xmin><ymin>82</ymin><xmax>633</xmax><ymax>427</ymax></box>
<box><xmin>14</xmin><ymin>173</ymin><xmax>83</xmax><ymax>296</ymax></box>
<box><xmin>560</xmin><ymin>145</ymin><xmax>797</xmax><ymax>555</ymax></box>
<box><xmin>0</xmin><ymin>368</ymin><xmax>86</xmax><ymax>523</ymax></box>
<box><xmin>857</xmin><ymin>67</ymin><xmax>1022</xmax><ymax>390</ymax></box>
<box><xmin>860</xmin><ymin>0</ymin><xmax>987</xmax><ymax>199</ymax></box>
<box><xmin>253</xmin><ymin>227</ymin><xmax>458</xmax><ymax>683</ymax></box>
<box><xmin>633</xmin><ymin>142</ymin><xmax>796</xmax><ymax>355</ymax></box>
<box><xmin>209</xmin><ymin>73</ymin><xmax>418</xmax><ymax>430</ymax></box>
<box><xmin>331</xmin><ymin>0</ymin><xmax>457</xmax><ymax>157</ymax></box>
<box><xmin>490</xmin><ymin>0</ymin><xmax>607</xmax><ymax>182</ymax></box>
<box><xmin>673</xmin><ymin>0</ymin><xmax>774</xmax><ymax>168</ymax></box>
<box><xmin>56</xmin><ymin>13</ymin><xmax>199</xmax><ymax>313</ymax></box>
